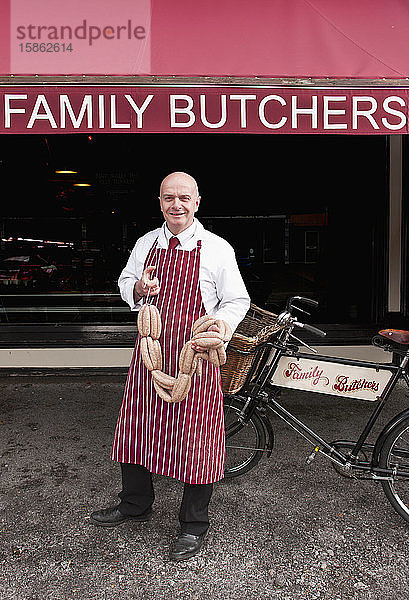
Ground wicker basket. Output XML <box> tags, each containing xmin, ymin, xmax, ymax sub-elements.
<box><xmin>220</xmin><ymin>304</ymin><xmax>282</xmax><ymax>395</ymax></box>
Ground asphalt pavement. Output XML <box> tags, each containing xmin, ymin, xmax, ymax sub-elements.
<box><xmin>1</xmin><ymin>373</ymin><xmax>409</xmax><ymax>600</ymax></box>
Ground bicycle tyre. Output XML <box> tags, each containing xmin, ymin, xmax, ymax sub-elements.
<box><xmin>379</xmin><ymin>416</ymin><xmax>409</xmax><ymax>523</ymax></box>
<box><xmin>223</xmin><ymin>395</ymin><xmax>267</xmax><ymax>478</ymax></box>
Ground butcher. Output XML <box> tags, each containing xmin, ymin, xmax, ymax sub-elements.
<box><xmin>90</xmin><ymin>171</ymin><xmax>250</xmax><ymax>560</ymax></box>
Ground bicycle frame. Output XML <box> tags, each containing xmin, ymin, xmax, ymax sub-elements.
<box><xmin>235</xmin><ymin>326</ymin><xmax>409</xmax><ymax>479</ymax></box>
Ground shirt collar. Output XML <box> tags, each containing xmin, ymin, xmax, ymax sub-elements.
<box><xmin>163</xmin><ymin>219</ymin><xmax>198</xmax><ymax>248</ymax></box>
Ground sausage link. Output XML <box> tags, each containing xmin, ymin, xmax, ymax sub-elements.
<box><xmin>171</xmin><ymin>373</ymin><xmax>192</xmax><ymax>403</ymax></box>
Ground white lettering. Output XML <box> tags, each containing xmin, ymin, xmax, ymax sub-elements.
<box><xmin>229</xmin><ymin>94</ymin><xmax>256</xmax><ymax>128</ymax></box>
<box><xmin>98</xmin><ymin>94</ymin><xmax>105</xmax><ymax>129</ymax></box>
<box><xmin>291</xmin><ymin>95</ymin><xmax>318</xmax><ymax>129</ymax></box>
<box><xmin>27</xmin><ymin>94</ymin><xmax>57</xmax><ymax>129</ymax></box>
<box><xmin>382</xmin><ymin>96</ymin><xmax>407</xmax><ymax>130</ymax></box>
<box><xmin>323</xmin><ymin>96</ymin><xmax>347</xmax><ymax>130</ymax></box>
<box><xmin>4</xmin><ymin>94</ymin><xmax>27</xmax><ymax>128</ymax></box>
<box><xmin>125</xmin><ymin>94</ymin><xmax>154</xmax><ymax>129</ymax></box>
<box><xmin>110</xmin><ymin>95</ymin><xmax>130</xmax><ymax>129</ymax></box>
<box><xmin>258</xmin><ymin>95</ymin><xmax>287</xmax><ymax>129</ymax></box>
<box><xmin>60</xmin><ymin>94</ymin><xmax>92</xmax><ymax>128</ymax></box>
<box><xmin>170</xmin><ymin>95</ymin><xmax>195</xmax><ymax>128</ymax></box>
<box><xmin>199</xmin><ymin>94</ymin><xmax>227</xmax><ymax>129</ymax></box>
<box><xmin>352</xmin><ymin>96</ymin><xmax>379</xmax><ymax>130</ymax></box>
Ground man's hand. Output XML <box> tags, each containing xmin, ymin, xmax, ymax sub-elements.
<box><xmin>191</xmin><ymin>324</ymin><xmax>221</xmax><ymax>353</ymax></box>
<box><xmin>134</xmin><ymin>266</ymin><xmax>160</xmax><ymax>300</ymax></box>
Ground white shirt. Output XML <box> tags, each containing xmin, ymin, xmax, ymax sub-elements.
<box><xmin>118</xmin><ymin>219</ymin><xmax>250</xmax><ymax>333</ymax></box>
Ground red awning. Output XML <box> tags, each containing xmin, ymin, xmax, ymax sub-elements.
<box><xmin>151</xmin><ymin>0</ymin><xmax>409</xmax><ymax>79</ymax></box>
<box><xmin>1</xmin><ymin>0</ymin><xmax>409</xmax><ymax>78</ymax></box>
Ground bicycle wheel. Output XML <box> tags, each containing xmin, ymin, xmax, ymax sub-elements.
<box><xmin>379</xmin><ymin>416</ymin><xmax>409</xmax><ymax>523</ymax></box>
<box><xmin>223</xmin><ymin>395</ymin><xmax>267</xmax><ymax>478</ymax></box>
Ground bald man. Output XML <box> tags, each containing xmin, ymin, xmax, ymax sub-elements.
<box><xmin>91</xmin><ymin>172</ymin><xmax>250</xmax><ymax>560</ymax></box>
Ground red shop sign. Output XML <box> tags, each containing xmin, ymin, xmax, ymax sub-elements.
<box><xmin>1</xmin><ymin>86</ymin><xmax>409</xmax><ymax>134</ymax></box>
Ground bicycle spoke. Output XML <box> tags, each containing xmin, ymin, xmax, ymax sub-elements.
<box><xmin>397</xmin><ymin>431</ymin><xmax>409</xmax><ymax>446</ymax></box>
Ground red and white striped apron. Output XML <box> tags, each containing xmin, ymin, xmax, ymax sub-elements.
<box><xmin>111</xmin><ymin>238</ymin><xmax>225</xmax><ymax>484</ymax></box>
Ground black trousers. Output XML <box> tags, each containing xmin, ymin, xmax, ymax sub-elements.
<box><xmin>118</xmin><ymin>463</ymin><xmax>213</xmax><ymax>535</ymax></box>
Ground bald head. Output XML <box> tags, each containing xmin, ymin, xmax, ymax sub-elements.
<box><xmin>159</xmin><ymin>171</ymin><xmax>201</xmax><ymax>235</ymax></box>
<box><xmin>159</xmin><ymin>172</ymin><xmax>199</xmax><ymax>198</ymax></box>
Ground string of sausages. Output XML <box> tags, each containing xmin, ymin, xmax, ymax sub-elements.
<box><xmin>137</xmin><ymin>304</ymin><xmax>232</xmax><ymax>403</ymax></box>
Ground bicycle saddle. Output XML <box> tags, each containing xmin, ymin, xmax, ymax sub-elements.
<box><xmin>378</xmin><ymin>329</ymin><xmax>409</xmax><ymax>345</ymax></box>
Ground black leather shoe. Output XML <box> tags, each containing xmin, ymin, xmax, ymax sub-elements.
<box><xmin>169</xmin><ymin>532</ymin><xmax>206</xmax><ymax>561</ymax></box>
<box><xmin>89</xmin><ymin>506</ymin><xmax>152</xmax><ymax>527</ymax></box>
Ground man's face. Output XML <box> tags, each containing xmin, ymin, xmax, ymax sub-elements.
<box><xmin>159</xmin><ymin>174</ymin><xmax>200</xmax><ymax>235</ymax></box>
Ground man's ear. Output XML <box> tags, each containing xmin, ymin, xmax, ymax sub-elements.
<box><xmin>195</xmin><ymin>196</ymin><xmax>201</xmax><ymax>212</ymax></box>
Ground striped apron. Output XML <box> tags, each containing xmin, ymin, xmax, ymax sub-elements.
<box><xmin>111</xmin><ymin>238</ymin><xmax>225</xmax><ymax>484</ymax></box>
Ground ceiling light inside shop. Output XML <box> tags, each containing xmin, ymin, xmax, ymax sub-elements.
<box><xmin>73</xmin><ymin>183</ymin><xmax>91</xmax><ymax>187</ymax></box>
<box><xmin>55</xmin><ymin>170</ymin><xmax>78</xmax><ymax>174</ymax></box>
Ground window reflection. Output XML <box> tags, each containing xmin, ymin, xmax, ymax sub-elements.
<box><xmin>0</xmin><ymin>228</ymin><xmax>127</xmax><ymax>323</ymax></box>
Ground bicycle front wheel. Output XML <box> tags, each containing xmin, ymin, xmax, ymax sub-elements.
<box><xmin>379</xmin><ymin>416</ymin><xmax>409</xmax><ymax>523</ymax></box>
<box><xmin>223</xmin><ymin>396</ymin><xmax>267</xmax><ymax>478</ymax></box>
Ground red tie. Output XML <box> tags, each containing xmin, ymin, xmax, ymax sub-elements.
<box><xmin>169</xmin><ymin>236</ymin><xmax>179</xmax><ymax>250</ymax></box>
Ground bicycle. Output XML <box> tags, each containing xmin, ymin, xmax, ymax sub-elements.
<box><xmin>223</xmin><ymin>296</ymin><xmax>409</xmax><ymax>524</ymax></box>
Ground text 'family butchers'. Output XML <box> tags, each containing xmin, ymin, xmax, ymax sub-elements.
<box><xmin>3</xmin><ymin>92</ymin><xmax>409</xmax><ymax>133</ymax></box>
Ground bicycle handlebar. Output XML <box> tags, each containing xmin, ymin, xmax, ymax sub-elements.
<box><xmin>286</xmin><ymin>296</ymin><xmax>319</xmax><ymax>311</ymax></box>
<box><xmin>294</xmin><ymin>321</ymin><xmax>327</xmax><ymax>338</ymax></box>
<box><xmin>277</xmin><ymin>296</ymin><xmax>326</xmax><ymax>339</ymax></box>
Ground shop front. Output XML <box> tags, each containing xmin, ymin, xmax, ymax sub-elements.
<box><xmin>0</xmin><ymin>1</ymin><xmax>408</xmax><ymax>366</ymax></box>
<box><xmin>0</xmin><ymin>82</ymin><xmax>404</xmax><ymax>367</ymax></box>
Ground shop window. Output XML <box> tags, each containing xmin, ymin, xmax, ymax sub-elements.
<box><xmin>0</xmin><ymin>133</ymin><xmax>387</xmax><ymax>326</ymax></box>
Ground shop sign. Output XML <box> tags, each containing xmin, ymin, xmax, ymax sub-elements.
<box><xmin>270</xmin><ymin>356</ymin><xmax>393</xmax><ymax>401</ymax></box>
<box><xmin>1</xmin><ymin>87</ymin><xmax>409</xmax><ymax>134</ymax></box>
